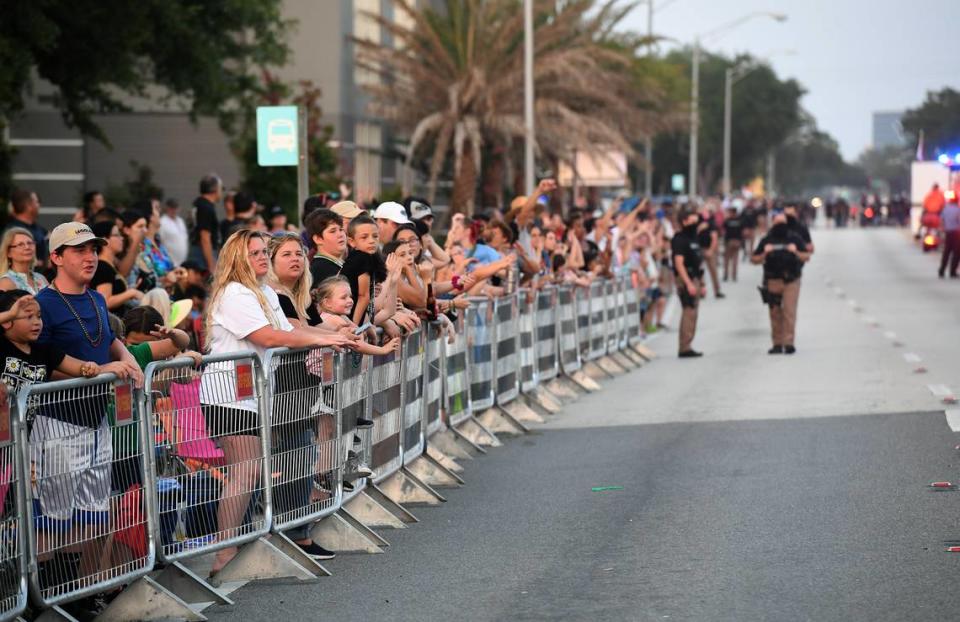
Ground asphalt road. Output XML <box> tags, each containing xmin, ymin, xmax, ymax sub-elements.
<box><xmin>207</xmin><ymin>226</ymin><xmax>960</xmax><ymax>622</ymax></box>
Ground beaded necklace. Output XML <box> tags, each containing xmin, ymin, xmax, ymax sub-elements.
<box><xmin>51</xmin><ymin>282</ymin><xmax>104</xmax><ymax>348</ymax></box>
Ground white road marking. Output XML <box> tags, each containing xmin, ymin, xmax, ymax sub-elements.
<box><xmin>945</xmin><ymin>409</ymin><xmax>960</xmax><ymax>432</ymax></box>
<box><xmin>928</xmin><ymin>384</ymin><xmax>953</xmax><ymax>397</ymax></box>
<box><xmin>883</xmin><ymin>331</ymin><xmax>897</xmax><ymax>340</ymax></box>
<box><xmin>904</xmin><ymin>353</ymin><xmax>922</xmax><ymax>364</ymax></box>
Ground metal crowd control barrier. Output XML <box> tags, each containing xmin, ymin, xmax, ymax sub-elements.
<box><xmin>623</xmin><ymin>275</ymin><xmax>643</xmax><ymax>345</ymax></box>
<box><xmin>401</xmin><ymin>329</ymin><xmax>425</xmax><ymax>466</ymax></box>
<box><xmin>262</xmin><ymin>347</ymin><xmax>342</xmax><ymax>536</ymax></box>
<box><xmin>535</xmin><ymin>286</ymin><xmax>559</xmax><ymax>383</ymax></box>
<box><xmin>604</xmin><ymin>278</ymin><xmax>621</xmax><ymax>354</ymax></box>
<box><xmin>423</xmin><ymin>322</ymin><xmax>445</xmax><ymax>440</ymax></box>
<box><xmin>493</xmin><ymin>293</ymin><xmax>520</xmax><ymax>406</ymax></box>
<box><xmin>19</xmin><ymin>374</ymin><xmax>152</xmax><ymax>609</ymax></box>
<box><xmin>0</xmin><ymin>387</ymin><xmax>26</xmax><ymax>621</ymax></box>
<box><xmin>587</xmin><ymin>279</ymin><xmax>607</xmax><ymax>360</ymax></box>
<box><xmin>558</xmin><ymin>285</ymin><xmax>583</xmax><ymax>375</ymax></box>
<box><xmin>369</xmin><ymin>344</ymin><xmax>403</xmax><ymax>484</ymax></box>
<box><xmin>145</xmin><ymin>352</ymin><xmax>269</xmax><ymax>565</ymax></box>
<box><xmin>444</xmin><ymin>312</ymin><xmax>473</xmax><ymax>428</ymax></box>
<box><xmin>337</xmin><ymin>350</ymin><xmax>371</xmax><ymax>504</ymax></box>
<box><xmin>518</xmin><ymin>290</ymin><xmax>538</xmax><ymax>393</ymax></box>
<box><xmin>575</xmin><ymin>285</ymin><xmax>592</xmax><ymax>362</ymax></box>
<box><xmin>466</xmin><ymin>297</ymin><xmax>495</xmax><ymax>412</ymax></box>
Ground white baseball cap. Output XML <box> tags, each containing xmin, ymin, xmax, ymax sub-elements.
<box><xmin>408</xmin><ymin>199</ymin><xmax>433</xmax><ymax>221</ymax></box>
<box><xmin>372</xmin><ymin>201</ymin><xmax>411</xmax><ymax>224</ymax></box>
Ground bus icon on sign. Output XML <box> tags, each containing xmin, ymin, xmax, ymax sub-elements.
<box><xmin>267</xmin><ymin>119</ymin><xmax>296</xmax><ymax>153</ymax></box>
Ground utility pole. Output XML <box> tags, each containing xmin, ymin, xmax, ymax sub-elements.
<box><xmin>644</xmin><ymin>0</ymin><xmax>654</xmax><ymax>197</ymax></box>
<box><xmin>523</xmin><ymin>0</ymin><xmax>535</xmax><ymax>195</ymax></box>
<box><xmin>722</xmin><ymin>67</ymin><xmax>733</xmax><ymax>197</ymax></box>
<box><xmin>688</xmin><ymin>38</ymin><xmax>700</xmax><ymax>199</ymax></box>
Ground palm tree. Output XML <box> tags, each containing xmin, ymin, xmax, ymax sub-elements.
<box><xmin>354</xmin><ymin>0</ymin><xmax>679</xmax><ymax>216</ymax></box>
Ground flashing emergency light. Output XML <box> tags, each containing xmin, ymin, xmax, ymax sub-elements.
<box><xmin>924</xmin><ymin>234</ymin><xmax>938</xmax><ymax>247</ymax></box>
<box><xmin>864</xmin><ymin>207</ymin><xmax>875</xmax><ymax>219</ymax></box>
<box><xmin>947</xmin><ymin>190</ymin><xmax>957</xmax><ymax>201</ymax></box>
<box><xmin>941</xmin><ymin>154</ymin><xmax>950</xmax><ymax>164</ymax></box>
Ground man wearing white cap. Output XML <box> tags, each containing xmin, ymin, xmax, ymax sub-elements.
<box><xmin>372</xmin><ymin>201</ymin><xmax>410</xmax><ymax>244</ymax></box>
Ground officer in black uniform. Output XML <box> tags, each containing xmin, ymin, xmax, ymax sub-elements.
<box><xmin>751</xmin><ymin>209</ymin><xmax>811</xmax><ymax>354</ymax></box>
<box><xmin>722</xmin><ymin>204</ymin><xmax>744</xmax><ymax>282</ymax></box>
<box><xmin>672</xmin><ymin>208</ymin><xmax>706</xmax><ymax>358</ymax></box>
<box><xmin>697</xmin><ymin>209</ymin><xmax>724</xmax><ymax>298</ymax></box>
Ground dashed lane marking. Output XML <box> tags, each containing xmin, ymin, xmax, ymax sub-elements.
<box><xmin>945</xmin><ymin>409</ymin><xmax>960</xmax><ymax>432</ymax></box>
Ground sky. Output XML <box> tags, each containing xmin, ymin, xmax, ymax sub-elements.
<box><xmin>620</xmin><ymin>0</ymin><xmax>960</xmax><ymax>161</ymax></box>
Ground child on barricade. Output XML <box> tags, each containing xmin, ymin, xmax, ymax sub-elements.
<box><xmin>338</xmin><ymin>214</ymin><xmax>420</xmax><ymax>338</ymax></box>
<box><xmin>0</xmin><ymin>290</ymin><xmax>137</xmax><ymax>617</ymax></box>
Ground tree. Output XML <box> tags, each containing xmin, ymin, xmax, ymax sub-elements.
<box><xmin>354</xmin><ymin>0</ymin><xmax>675</xmax><ymax>217</ymax></box>
<box><xmin>774</xmin><ymin>116</ymin><xmax>866</xmax><ymax>196</ymax></box>
<box><xmin>234</xmin><ymin>72</ymin><xmax>339</xmax><ymax>217</ymax></box>
<box><xmin>102</xmin><ymin>161</ymin><xmax>165</xmax><ymax>209</ymax></box>
<box><xmin>856</xmin><ymin>144</ymin><xmax>912</xmax><ymax>195</ymax></box>
<box><xmin>902</xmin><ymin>88</ymin><xmax>960</xmax><ymax>156</ymax></box>
<box><xmin>651</xmin><ymin>49</ymin><xmax>804</xmax><ymax>195</ymax></box>
<box><xmin>0</xmin><ymin>0</ymin><xmax>290</xmax><ymax>203</ymax></box>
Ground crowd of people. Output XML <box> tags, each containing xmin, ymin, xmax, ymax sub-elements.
<box><xmin>0</xmin><ymin>176</ymin><xmax>821</xmax><ymax>619</ymax></box>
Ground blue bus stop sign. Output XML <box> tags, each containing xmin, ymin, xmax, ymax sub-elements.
<box><xmin>257</xmin><ymin>106</ymin><xmax>299</xmax><ymax>167</ymax></box>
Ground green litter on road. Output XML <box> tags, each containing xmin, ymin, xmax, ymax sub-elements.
<box><xmin>591</xmin><ymin>486</ymin><xmax>624</xmax><ymax>492</ymax></box>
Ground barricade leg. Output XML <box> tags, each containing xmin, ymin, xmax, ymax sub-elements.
<box><xmin>583</xmin><ymin>359</ymin><xmax>615</xmax><ymax>381</ymax></box>
<box><xmin>632</xmin><ymin>343</ymin><xmax>657</xmax><ymax>361</ymax></box>
<box><xmin>207</xmin><ymin>537</ymin><xmax>319</xmax><ymax>586</ymax></box>
<box><xmin>610</xmin><ymin>349</ymin><xmax>639</xmax><ymax>371</ymax></box>
<box><xmin>362</xmin><ymin>486</ymin><xmax>420</xmax><ymax>524</ymax></box>
<box><xmin>429</xmin><ymin>427</ymin><xmax>483</xmax><ymax>459</ymax></box>
<box><xmin>95</xmin><ymin>576</ymin><xmax>204</xmax><ymax>622</ymax></box>
<box><xmin>524</xmin><ymin>385</ymin><xmax>563</xmax><ymax>414</ymax></box>
<box><xmin>455</xmin><ymin>417</ymin><xmax>502</xmax><ymax>448</ymax></box>
<box><xmin>475</xmin><ymin>407</ymin><xmax>529</xmax><ymax>436</ymax></box>
<box><xmin>376</xmin><ymin>468</ymin><xmax>446</xmax><ymax>507</ymax></box>
<box><xmin>309</xmin><ymin>512</ymin><xmax>386</xmax><ymax>554</ymax></box>
<box><xmin>405</xmin><ymin>453</ymin><xmax>464</xmax><ymax>488</ymax></box>
<box><xmin>502</xmin><ymin>397</ymin><xmax>547</xmax><ymax>424</ymax></box>
<box><xmin>621</xmin><ymin>347</ymin><xmax>647</xmax><ymax>367</ymax></box>
<box><xmin>545</xmin><ymin>375</ymin><xmax>586</xmax><ymax>399</ymax></box>
<box><xmin>426</xmin><ymin>445</ymin><xmax>466</xmax><ymax>474</ymax></box>
<box><xmin>596</xmin><ymin>354</ymin><xmax>627</xmax><ymax>376</ymax></box>
<box><xmin>152</xmin><ymin>561</ymin><xmax>234</xmax><ymax>608</ymax></box>
<box><xmin>342</xmin><ymin>491</ymin><xmax>409</xmax><ymax>528</ymax></box>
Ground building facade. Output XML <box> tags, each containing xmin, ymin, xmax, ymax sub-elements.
<box><xmin>7</xmin><ymin>0</ymin><xmax>418</xmax><ymax>230</ymax></box>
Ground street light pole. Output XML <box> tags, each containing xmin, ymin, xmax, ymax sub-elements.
<box><xmin>644</xmin><ymin>0</ymin><xmax>654</xmax><ymax>197</ymax></box>
<box><xmin>722</xmin><ymin>67</ymin><xmax>733</xmax><ymax>197</ymax></box>
<box><xmin>688</xmin><ymin>12</ymin><xmax>787</xmax><ymax>200</ymax></box>
<box><xmin>688</xmin><ymin>38</ymin><xmax>700</xmax><ymax>198</ymax></box>
<box><xmin>523</xmin><ymin>0</ymin><xmax>535</xmax><ymax>195</ymax></box>
<box><xmin>722</xmin><ymin>49</ymin><xmax>794</xmax><ymax>198</ymax></box>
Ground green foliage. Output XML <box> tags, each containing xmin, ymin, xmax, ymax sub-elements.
<box><xmin>856</xmin><ymin>145</ymin><xmax>912</xmax><ymax>195</ymax></box>
<box><xmin>652</xmin><ymin>49</ymin><xmax>804</xmax><ymax>194</ymax></box>
<box><xmin>0</xmin><ymin>0</ymin><xmax>290</xmax><ymax>200</ymax></box>
<box><xmin>234</xmin><ymin>75</ymin><xmax>339</xmax><ymax>218</ymax></box>
<box><xmin>774</xmin><ymin>117</ymin><xmax>867</xmax><ymax>195</ymax></box>
<box><xmin>0</xmin><ymin>1</ymin><xmax>289</xmax><ymax>140</ymax></box>
<box><xmin>102</xmin><ymin>161</ymin><xmax>165</xmax><ymax>210</ymax></box>
<box><xmin>902</xmin><ymin>88</ymin><xmax>960</xmax><ymax>156</ymax></box>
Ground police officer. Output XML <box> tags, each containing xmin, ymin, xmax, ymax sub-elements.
<box><xmin>751</xmin><ymin>209</ymin><xmax>811</xmax><ymax>354</ymax></box>
<box><xmin>698</xmin><ymin>207</ymin><xmax>724</xmax><ymax>299</ymax></box>
<box><xmin>722</xmin><ymin>203</ymin><xmax>744</xmax><ymax>282</ymax></box>
<box><xmin>672</xmin><ymin>208</ymin><xmax>706</xmax><ymax>358</ymax></box>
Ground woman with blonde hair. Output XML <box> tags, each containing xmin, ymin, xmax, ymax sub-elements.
<box><xmin>267</xmin><ymin>232</ymin><xmax>322</xmax><ymax>327</ymax></box>
<box><xmin>0</xmin><ymin>227</ymin><xmax>48</xmax><ymax>293</ymax></box>
<box><xmin>202</xmin><ymin>228</ymin><xmax>354</xmax><ymax>575</ymax></box>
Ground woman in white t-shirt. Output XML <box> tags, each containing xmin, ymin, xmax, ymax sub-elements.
<box><xmin>203</xmin><ymin>228</ymin><xmax>353</xmax><ymax>576</ymax></box>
